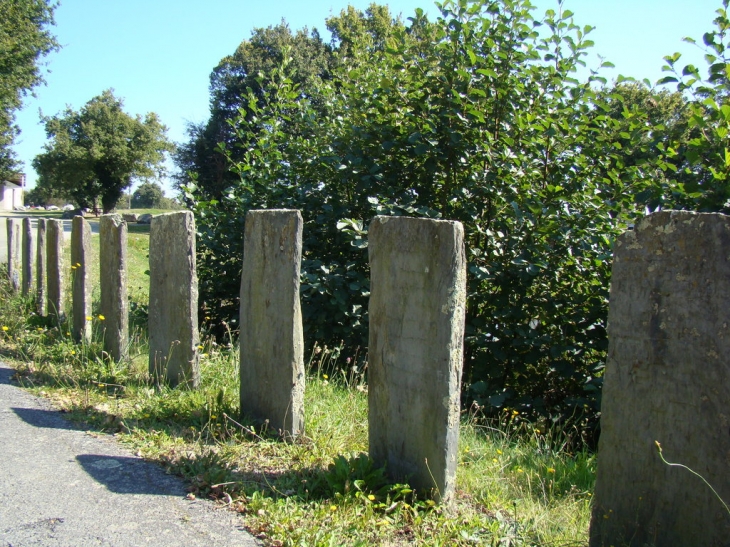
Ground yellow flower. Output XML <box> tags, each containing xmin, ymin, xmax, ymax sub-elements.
<box><xmin>322</xmin><ymin>374</ymin><xmax>329</xmax><ymax>379</ymax></box>
<box><xmin>1</xmin><ymin>326</ymin><xmax>8</xmax><ymax>331</ymax></box>
<box><xmin>70</xmin><ymin>350</ymin><xmax>76</xmax><ymax>355</ymax></box>
<box><xmin>197</xmin><ymin>345</ymin><xmax>204</xmax><ymax>350</ymax></box>
<box><xmin>98</xmin><ymin>314</ymin><xmax>105</xmax><ymax>321</ymax></box>
<box><xmin>368</xmin><ymin>494</ymin><xmax>375</xmax><ymax>501</ymax></box>
<box><xmin>496</xmin><ymin>449</ymin><xmax>503</xmax><ymax>455</ymax></box>
<box><xmin>330</xmin><ymin>505</ymin><xmax>337</xmax><ymax>512</ymax></box>
<box><xmin>547</xmin><ymin>467</ymin><xmax>556</xmax><ymax>474</ymax></box>
<box><xmin>85</xmin><ymin>316</ymin><xmax>92</xmax><ymax>321</ymax></box>
<box><xmin>512</xmin><ymin>410</ymin><xmax>519</xmax><ymax>416</ymax></box>
<box><xmin>210</xmin><ymin>415</ymin><xmax>217</xmax><ymax>419</ymax></box>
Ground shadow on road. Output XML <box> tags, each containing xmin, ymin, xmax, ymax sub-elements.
<box><xmin>11</xmin><ymin>406</ymin><xmax>77</xmax><ymax>430</ymax></box>
<box><xmin>76</xmin><ymin>454</ymin><xmax>185</xmax><ymax>496</ymax></box>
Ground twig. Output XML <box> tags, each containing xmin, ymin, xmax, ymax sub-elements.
<box><xmin>223</xmin><ymin>412</ymin><xmax>265</xmax><ymax>441</ymax></box>
<box><xmin>655</xmin><ymin>440</ymin><xmax>730</xmax><ymax>517</ymax></box>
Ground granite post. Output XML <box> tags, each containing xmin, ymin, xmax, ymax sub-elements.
<box><xmin>46</xmin><ymin>219</ymin><xmax>64</xmax><ymax>320</ymax></box>
<box><xmin>36</xmin><ymin>219</ymin><xmax>47</xmax><ymax>316</ymax></box>
<box><xmin>21</xmin><ymin>217</ymin><xmax>34</xmax><ymax>296</ymax></box>
<box><xmin>71</xmin><ymin>216</ymin><xmax>92</xmax><ymax>343</ymax></box>
<box><xmin>589</xmin><ymin>211</ymin><xmax>730</xmax><ymax>547</ymax></box>
<box><xmin>367</xmin><ymin>216</ymin><xmax>467</xmax><ymax>503</ymax></box>
<box><xmin>6</xmin><ymin>218</ymin><xmax>21</xmax><ymax>292</ymax></box>
<box><xmin>239</xmin><ymin>209</ymin><xmax>304</xmax><ymax>437</ymax></box>
<box><xmin>148</xmin><ymin>212</ymin><xmax>200</xmax><ymax>388</ymax></box>
<box><xmin>100</xmin><ymin>214</ymin><xmax>129</xmax><ymax>361</ymax></box>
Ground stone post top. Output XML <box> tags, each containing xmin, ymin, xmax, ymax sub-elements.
<box><xmin>618</xmin><ymin>210</ymin><xmax>730</xmax><ymax>247</ymax></box>
<box><xmin>246</xmin><ymin>209</ymin><xmax>302</xmax><ymax>218</ymax></box>
<box><xmin>370</xmin><ymin>215</ymin><xmax>464</xmax><ymax>229</ymax></box>
<box><xmin>635</xmin><ymin>209</ymin><xmax>729</xmax><ymax>228</ymax></box>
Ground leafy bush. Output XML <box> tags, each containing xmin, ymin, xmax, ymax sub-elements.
<box><xmin>187</xmin><ymin>0</ymin><xmax>727</xmax><ymax>445</ymax></box>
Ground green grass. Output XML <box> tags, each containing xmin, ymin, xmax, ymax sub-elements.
<box><xmin>0</xmin><ymin>232</ymin><xmax>595</xmax><ymax>546</ymax></box>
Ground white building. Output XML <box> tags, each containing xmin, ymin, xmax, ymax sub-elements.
<box><xmin>0</xmin><ymin>173</ymin><xmax>25</xmax><ymax>210</ymax></box>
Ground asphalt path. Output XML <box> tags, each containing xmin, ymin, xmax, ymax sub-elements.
<box><xmin>0</xmin><ymin>361</ymin><xmax>259</xmax><ymax>547</ymax></box>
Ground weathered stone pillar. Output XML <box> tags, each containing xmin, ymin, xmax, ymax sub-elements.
<box><xmin>239</xmin><ymin>210</ymin><xmax>304</xmax><ymax>437</ymax></box>
<box><xmin>590</xmin><ymin>211</ymin><xmax>730</xmax><ymax>547</ymax></box>
<box><xmin>71</xmin><ymin>216</ymin><xmax>92</xmax><ymax>343</ymax></box>
<box><xmin>100</xmin><ymin>214</ymin><xmax>129</xmax><ymax>361</ymax></box>
<box><xmin>368</xmin><ymin>216</ymin><xmax>466</xmax><ymax>503</ymax></box>
<box><xmin>21</xmin><ymin>217</ymin><xmax>34</xmax><ymax>296</ymax></box>
<box><xmin>46</xmin><ymin>219</ymin><xmax>64</xmax><ymax>320</ymax></box>
<box><xmin>36</xmin><ymin>219</ymin><xmax>47</xmax><ymax>316</ymax></box>
<box><xmin>148</xmin><ymin>212</ymin><xmax>199</xmax><ymax>388</ymax></box>
<box><xmin>6</xmin><ymin>218</ymin><xmax>21</xmax><ymax>292</ymax></box>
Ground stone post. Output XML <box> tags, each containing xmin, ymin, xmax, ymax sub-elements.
<box><xmin>367</xmin><ymin>216</ymin><xmax>467</xmax><ymax>503</ymax></box>
<box><xmin>46</xmin><ymin>219</ymin><xmax>64</xmax><ymax>321</ymax></box>
<box><xmin>148</xmin><ymin>212</ymin><xmax>200</xmax><ymax>388</ymax></box>
<box><xmin>21</xmin><ymin>217</ymin><xmax>34</xmax><ymax>296</ymax></box>
<box><xmin>589</xmin><ymin>211</ymin><xmax>730</xmax><ymax>547</ymax></box>
<box><xmin>100</xmin><ymin>214</ymin><xmax>129</xmax><ymax>362</ymax></box>
<box><xmin>6</xmin><ymin>218</ymin><xmax>21</xmax><ymax>292</ymax></box>
<box><xmin>36</xmin><ymin>219</ymin><xmax>47</xmax><ymax>316</ymax></box>
<box><xmin>239</xmin><ymin>210</ymin><xmax>304</xmax><ymax>437</ymax></box>
<box><xmin>71</xmin><ymin>216</ymin><xmax>92</xmax><ymax>343</ymax></box>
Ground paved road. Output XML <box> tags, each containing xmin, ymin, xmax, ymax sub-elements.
<box><xmin>0</xmin><ymin>361</ymin><xmax>258</xmax><ymax>547</ymax></box>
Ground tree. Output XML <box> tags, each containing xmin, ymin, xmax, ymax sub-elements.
<box><xmin>658</xmin><ymin>0</ymin><xmax>730</xmax><ymax>213</ymax></box>
<box><xmin>173</xmin><ymin>23</ymin><xmax>333</xmax><ymax>199</ymax></box>
<box><xmin>0</xmin><ymin>0</ymin><xmax>59</xmax><ymax>178</ymax></box>
<box><xmin>33</xmin><ymin>89</ymin><xmax>173</xmax><ymax>213</ymax></box>
<box><xmin>131</xmin><ymin>181</ymin><xmax>164</xmax><ymax>208</ymax></box>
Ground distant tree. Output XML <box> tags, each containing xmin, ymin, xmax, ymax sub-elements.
<box><xmin>33</xmin><ymin>89</ymin><xmax>173</xmax><ymax>213</ymax></box>
<box><xmin>23</xmin><ymin>185</ymin><xmax>47</xmax><ymax>206</ymax></box>
<box><xmin>0</xmin><ymin>0</ymin><xmax>59</xmax><ymax>178</ymax></box>
<box><xmin>131</xmin><ymin>181</ymin><xmax>164</xmax><ymax>208</ymax></box>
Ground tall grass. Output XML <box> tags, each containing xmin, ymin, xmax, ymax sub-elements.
<box><xmin>0</xmin><ymin>229</ymin><xmax>594</xmax><ymax>546</ymax></box>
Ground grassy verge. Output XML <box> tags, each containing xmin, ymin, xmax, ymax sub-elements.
<box><xmin>0</xmin><ymin>234</ymin><xmax>594</xmax><ymax>546</ymax></box>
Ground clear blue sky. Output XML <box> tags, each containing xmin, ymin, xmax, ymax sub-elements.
<box><xmin>13</xmin><ymin>0</ymin><xmax>723</xmax><ymax>193</ymax></box>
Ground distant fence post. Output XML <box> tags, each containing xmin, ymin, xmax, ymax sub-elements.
<box><xmin>21</xmin><ymin>217</ymin><xmax>33</xmax><ymax>296</ymax></box>
<box><xmin>71</xmin><ymin>216</ymin><xmax>92</xmax><ymax>343</ymax></box>
<box><xmin>36</xmin><ymin>219</ymin><xmax>47</xmax><ymax>316</ymax></box>
<box><xmin>367</xmin><ymin>216</ymin><xmax>467</xmax><ymax>503</ymax></box>
<box><xmin>239</xmin><ymin>209</ymin><xmax>304</xmax><ymax>438</ymax></box>
<box><xmin>589</xmin><ymin>211</ymin><xmax>730</xmax><ymax>546</ymax></box>
<box><xmin>100</xmin><ymin>214</ymin><xmax>129</xmax><ymax>362</ymax></box>
<box><xmin>46</xmin><ymin>219</ymin><xmax>64</xmax><ymax>320</ymax></box>
<box><xmin>6</xmin><ymin>218</ymin><xmax>21</xmax><ymax>292</ymax></box>
<box><xmin>148</xmin><ymin>211</ymin><xmax>200</xmax><ymax>388</ymax></box>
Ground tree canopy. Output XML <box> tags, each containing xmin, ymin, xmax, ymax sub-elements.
<box><xmin>0</xmin><ymin>0</ymin><xmax>58</xmax><ymax>178</ymax></box>
<box><xmin>131</xmin><ymin>181</ymin><xmax>164</xmax><ymax>209</ymax></box>
<box><xmin>33</xmin><ymin>89</ymin><xmax>173</xmax><ymax>213</ymax></box>
<box><xmin>173</xmin><ymin>22</ymin><xmax>334</xmax><ymax>199</ymax></box>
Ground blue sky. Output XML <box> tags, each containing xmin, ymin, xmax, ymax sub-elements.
<box><xmin>13</xmin><ymin>0</ymin><xmax>723</xmax><ymax>193</ymax></box>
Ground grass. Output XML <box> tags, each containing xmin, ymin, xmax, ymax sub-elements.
<box><xmin>0</xmin><ymin>231</ymin><xmax>595</xmax><ymax>546</ymax></box>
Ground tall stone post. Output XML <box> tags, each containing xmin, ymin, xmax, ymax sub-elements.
<box><xmin>21</xmin><ymin>217</ymin><xmax>34</xmax><ymax>296</ymax></box>
<box><xmin>589</xmin><ymin>211</ymin><xmax>730</xmax><ymax>547</ymax></box>
<box><xmin>36</xmin><ymin>219</ymin><xmax>47</xmax><ymax>316</ymax></box>
<box><xmin>148</xmin><ymin>212</ymin><xmax>200</xmax><ymax>388</ymax></box>
<box><xmin>100</xmin><ymin>214</ymin><xmax>129</xmax><ymax>362</ymax></box>
<box><xmin>239</xmin><ymin>210</ymin><xmax>304</xmax><ymax>437</ymax></box>
<box><xmin>71</xmin><ymin>216</ymin><xmax>92</xmax><ymax>343</ymax></box>
<box><xmin>46</xmin><ymin>219</ymin><xmax>64</xmax><ymax>321</ymax></box>
<box><xmin>6</xmin><ymin>218</ymin><xmax>21</xmax><ymax>292</ymax></box>
<box><xmin>367</xmin><ymin>216</ymin><xmax>467</xmax><ymax>503</ymax></box>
